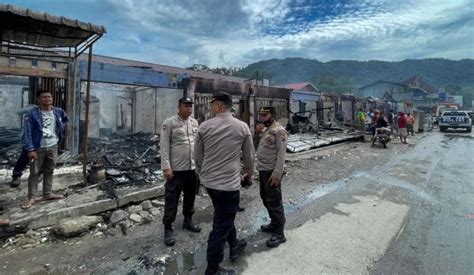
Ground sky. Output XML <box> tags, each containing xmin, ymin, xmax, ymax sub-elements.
<box><xmin>3</xmin><ymin>0</ymin><xmax>473</xmax><ymax>68</ymax></box>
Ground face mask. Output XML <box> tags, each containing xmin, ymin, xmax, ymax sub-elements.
<box><xmin>263</xmin><ymin>118</ymin><xmax>274</xmax><ymax>127</ymax></box>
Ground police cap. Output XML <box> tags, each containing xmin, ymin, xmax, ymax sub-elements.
<box><xmin>210</xmin><ymin>93</ymin><xmax>232</xmax><ymax>104</ymax></box>
<box><xmin>258</xmin><ymin>106</ymin><xmax>276</xmax><ymax>115</ymax></box>
<box><xmin>178</xmin><ymin>97</ymin><xmax>194</xmax><ymax>104</ymax></box>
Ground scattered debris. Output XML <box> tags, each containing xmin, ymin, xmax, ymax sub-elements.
<box><xmin>151</xmin><ymin>199</ymin><xmax>165</xmax><ymax>208</ymax></box>
<box><xmin>127</xmin><ymin>205</ymin><xmax>142</xmax><ymax>214</ymax></box>
<box><xmin>129</xmin><ymin>214</ymin><xmax>142</xmax><ymax>224</ymax></box>
<box><xmin>141</xmin><ymin>200</ymin><xmax>152</xmax><ymax>211</ymax></box>
<box><xmin>110</xmin><ymin>210</ymin><xmax>129</xmax><ymax>224</ymax></box>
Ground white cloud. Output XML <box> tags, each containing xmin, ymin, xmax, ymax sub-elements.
<box><xmin>99</xmin><ymin>0</ymin><xmax>473</xmax><ymax>67</ymax></box>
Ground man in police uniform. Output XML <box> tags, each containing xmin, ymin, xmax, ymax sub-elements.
<box><xmin>160</xmin><ymin>96</ymin><xmax>201</xmax><ymax>246</ymax></box>
<box><xmin>256</xmin><ymin>106</ymin><xmax>288</xmax><ymax>248</ymax></box>
<box><xmin>195</xmin><ymin>93</ymin><xmax>255</xmax><ymax>275</ymax></box>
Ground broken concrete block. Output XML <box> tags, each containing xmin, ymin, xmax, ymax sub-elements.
<box><xmin>127</xmin><ymin>205</ymin><xmax>142</xmax><ymax>214</ymax></box>
<box><xmin>25</xmin><ymin>229</ymin><xmax>35</xmax><ymax>238</ymax></box>
<box><xmin>141</xmin><ymin>200</ymin><xmax>152</xmax><ymax>211</ymax></box>
<box><xmin>54</xmin><ymin>216</ymin><xmax>103</xmax><ymax>237</ymax></box>
<box><xmin>139</xmin><ymin>210</ymin><xmax>149</xmax><ymax>219</ymax></box>
<box><xmin>149</xmin><ymin>208</ymin><xmax>161</xmax><ymax>216</ymax></box>
<box><xmin>129</xmin><ymin>213</ymin><xmax>142</xmax><ymax>224</ymax></box>
<box><xmin>110</xmin><ymin>210</ymin><xmax>129</xmax><ymax>224</ymax></box>
<box><xmin>151</xmin><ymin>199</ymin><xmax>165</xmax><ymax>207</ymax></box>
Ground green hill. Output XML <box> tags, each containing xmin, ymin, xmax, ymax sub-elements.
<box><xmin>236</xmin><ymin>58</ymin><xmax>474</xmax><ymax>93</ymax></box>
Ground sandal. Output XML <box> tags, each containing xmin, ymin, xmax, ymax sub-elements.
<box><xmin>21</xmin><ymin>198</ymin><xmax>36</xmax><ymax>210</ymax></box>
<box><xmin>43</xmin><ymin>194</ymin><xmax>64</xmax><ymax>201</ymax></box>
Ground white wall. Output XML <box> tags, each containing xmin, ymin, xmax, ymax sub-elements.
<box><xmin>80</xmin><ymin>82</ymin><xmax>183</xmax><ymax>137</ymax></box>
<box><xmin>0</xmin><ymin>76</ymin><xmax>29</xmax><ymax>129</ymax></box>
<box><xmin>81</xmin><ymin>82</ymin><xmax>134</xmax><ymax>135</ymax></box>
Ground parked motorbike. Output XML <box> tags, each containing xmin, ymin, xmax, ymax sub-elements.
<box><xmin>372</xmin><ymin>127</ymin><xmax>392</xmax><ymax>148</ymax></box>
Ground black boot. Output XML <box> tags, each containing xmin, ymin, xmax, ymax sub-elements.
<box><xmin>182</xmin><ymin>218</ymin><xmax>201</xmax><ymax>233</ymax></box>
<box><xmin>260</xmin><ymin>223</ymin><xmax>276</xmax><ymax>233</ymax></box>
<box><xmin>266</xmin><ymin>233</ymin><xmax>286</xmax><ymax>248</ymax></box>
<box><xmin>229</xmin><ymin>239</ymin><xmax>247</xmax><ymax>262</ymax></box>
<box><xmin>205</xmin><ymin>265</ymin><xmax>236</xmax><ymax>275</ymax></box>
<box><xmin>10</xmin><ymin>176</ymin><xmax>20</xmax><ymax>188</ymax></box>
<box><xmin>164</xmin><ymin>227</ymin><xmax>175</xmax><ymax>246</ymax></box>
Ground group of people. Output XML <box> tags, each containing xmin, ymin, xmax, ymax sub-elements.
<box><xmin>1</xmin><ymin>89</ymin><xmax>68</xmax><ymax>226</ymax></box>
<box><xmin>159</xmin><ymin>93</ymin><xmax>287</xmax><ymax>275</ymax></box>
<box><xmin>1</xmin><ymin>91</ymin><xmax>287</xmax><ymax>274</ymax></box>
<box><xmin>357</xmin><ymin>108</ymin><xmax>415</xmax><ymax>145</ymax></box>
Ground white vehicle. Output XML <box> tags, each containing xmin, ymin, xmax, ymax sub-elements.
<box><xmin>438</xmin><ymin>111</ymin><xmax>472</xmax><ymax>133</ymax></box>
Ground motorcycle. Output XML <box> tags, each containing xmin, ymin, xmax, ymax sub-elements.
<box><xmin>372</xmin><ymin>127</ymin><xmax>392</xmax><ymax>148</ymax></box>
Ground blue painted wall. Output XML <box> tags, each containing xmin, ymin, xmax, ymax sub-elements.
<box><xmin>76</xmin><ymin>60</ymin><xmax>189</xmax><ymax>88</ymax></box>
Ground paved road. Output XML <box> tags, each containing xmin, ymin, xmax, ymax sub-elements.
<box><xmin>1</xmin><ymin>130</ymin><xmax>472</xmax><ymax>274</ymax></box>
<box><xmin>241</xmin><ymin>130</ymin><xmax>474</xmax><ymax>274</ymax></box>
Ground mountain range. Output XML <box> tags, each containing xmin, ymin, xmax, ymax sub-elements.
<box><xmin>235</xmin><ymin>58</ymin><xmax>474</xmax><ymax>93</ymax></box>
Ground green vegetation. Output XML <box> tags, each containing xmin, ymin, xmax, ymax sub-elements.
<box><xmin>236</xmin><ymin>58</ymin><xmax>474</xmax><ymax>94</ymax></box>
<box><xmin>187</xmin><ymin>58</ymin><xmax>474</xmax><ymax>107</ymax></box>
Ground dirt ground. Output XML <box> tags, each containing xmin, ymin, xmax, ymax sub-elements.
<box><xmin>0</xmin><ymin>134</ymin><xmax>423</xmax><ymax>274</ymax></box>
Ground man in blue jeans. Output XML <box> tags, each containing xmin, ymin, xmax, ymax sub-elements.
<box><xmin>21</xmin><ymin>90</ymin><xmax>68</xmax><ymax>209</ymax></box>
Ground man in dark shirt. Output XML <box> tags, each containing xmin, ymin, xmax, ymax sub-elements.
<box><xmin>372</xmin><ymin>111</ymin><xmax>389</xmax><ymax>145</ymax></box>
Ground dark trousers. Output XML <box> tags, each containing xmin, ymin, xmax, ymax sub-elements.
<box><xmin>28</xmin><ymin>146</ymin><xmax>58</xmax><ymax>199</ymax></box>
<box><xmin>206</xmin><ymin>188</ymin><xmax>239</xmax><ymax>268</ymax></box>
<box><xmin>12</xmin><ymin>150</ymin><xmax>29</xmax><ymax>178</ymax></box>
<box><xmin>259</xmin><ymin>170</ymin><xmax>286</xmax><ymax>235</ymax></box>
<box><xmin>162</xmin><ymin>170</ymin><xmax>198</xmax><ymax>227</ymax></box>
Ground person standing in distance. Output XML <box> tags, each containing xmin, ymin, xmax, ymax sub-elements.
<box><xmin>160</xmin><ymin>97</ymin><xmax>201</xmax><ymax>247</ymax></box>
<box><xmin>194</xmin><ymin>93</ymin><xmax>255</xmax><ymax>275</ymax></box>
<box><xmin>256</xmin><ymin>106</ymin><xmax>288</xmax><ymax>248</ymax></box>
<box><xmin>21</xmin><ymin>90</ymin><xmax>67</xmax><ymax>209</ymax></box>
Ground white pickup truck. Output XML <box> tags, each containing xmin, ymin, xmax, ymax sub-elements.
<box><xmin>438</xmin><ymin>111</ymin><xmax>472</xmax><ymax>133</ymax></box>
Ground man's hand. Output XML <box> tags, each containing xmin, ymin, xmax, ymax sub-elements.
<box><xmin>27</xmin><ymin>151</ymin><xmax>38</xmax><ymax>161</ymax></box>
<box><xmin>268</xmin><ymin>176</ymin><xmax>281</xmax><ymax>187</ymax></box>
<box><xmin>163</xmin><ymin>168</ymin><xmax>174</xmax><ymax>180</ymax></box>
<box><xmin>255</xmin><ymin>123</ymin><xmax>265</xmax><ymax>135</ymax></box>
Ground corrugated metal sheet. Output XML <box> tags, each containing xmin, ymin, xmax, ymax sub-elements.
<box><xmin>0</xmin><ymin>4</ymin><xmax>106</xmax><ymax>48</ymax></box>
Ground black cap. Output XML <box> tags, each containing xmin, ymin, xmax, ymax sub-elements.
<box><xmin>258</xmin><ymin>106</ymin><xmax>276</xmax><ymax>114</ymax></box>
<box><xmin>210</xmin><ymin>93</ymin><xmax>232</xmax><ymax>104</ymax></box>
<box><xmin>179</xmin><ymin>97</ymin><xmax>194</xmax><ymax>104</ymax></box>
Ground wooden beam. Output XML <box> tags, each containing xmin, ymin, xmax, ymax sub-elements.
<box><xmin>0</xmin><ymin>67</ymin><xmax>67</xmax><ymax>78</ymax></box>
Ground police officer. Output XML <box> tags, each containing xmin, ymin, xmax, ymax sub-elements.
<box><xmin>160</xmin><ymin>97</ymin><xmax>201</xmax><ymax>246</ymax></box>
<box><xmin>194</xmin><ymin>93</ymin><xmax>255</xmax><ymax>275</ymax></box>
<box><xmin>256</xmin><ymin>106</ymin><xmax>288</xmax><ymax>248</ymax></box>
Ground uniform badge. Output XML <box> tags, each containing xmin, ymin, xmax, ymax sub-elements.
<box><xmin>265</xmin><ymin>134</ymin><xmax>274</xmax><ymax>146</ymax></box>
<box><xmin>162</xmin><ymin>124</ymin><xmax>167</xmax><ymax>131</ymax></box>
<box><xmin>279</xmin><ymin>130</ymin><xmax>287</xmax><ymax>142</ymax></box>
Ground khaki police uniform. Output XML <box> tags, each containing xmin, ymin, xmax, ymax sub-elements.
<box><xmin>160</xmin><ymin>114</ymin><xmax>199</xmax><ymax>227</ymax></box>
<box><xmin>195</xmin><ymin>110</ymin><xmax>255</xmax><ymax>271</ymax></box>
<box><xmin>256</xmin><ymin>121</ymin><xmax>287</xmax><ymax>236</ymax></box>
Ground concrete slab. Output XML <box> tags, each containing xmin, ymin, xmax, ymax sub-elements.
<box><xmin>287</xmin><ymin>131</ymin><xmax>363</xmax><ymax>153</ymax></box>
<box><xmin>0</xmin><ymin>165</ymin><xmax>165</xmax><ymax>233</ymax></box>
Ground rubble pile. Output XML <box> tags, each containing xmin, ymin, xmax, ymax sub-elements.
<box><xmin>81</xmin><ymin>132</ymin><xmax>164</xmax><ymax>198</ymax></box>
<box><xmin>1</xmin><ymin>199</ymin><xmax>166</xmax><ymax>250</ymax></box>
<box><xmin>107</xmin><ymin>199</ymin><xmax>164</xmax><ymax>232</ymax></box>
<box><xmin>88</xmin><ymin>132</ymin><xmax>160</xmax><ymax>164</ymax></box>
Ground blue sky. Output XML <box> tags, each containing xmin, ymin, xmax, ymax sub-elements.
<box><xmin>3</xmin><ymin>0</ymin><xmax>473</xmax><ymax>67</ymax></box>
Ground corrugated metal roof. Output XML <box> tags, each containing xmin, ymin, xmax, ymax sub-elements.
<box><xmin>281</xmin><ymin>82</ymin><xmax>318</xmax><ymax>91</ymax></box>
<box><xmin>0</xmin><ymin>4</ymin><xmax>106</xmax><ymax>48</ymax></box>
<box><xmin>81</xmin><ymin>54</ymin><xmax>248</xmax><ymax>83</ymax></box>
